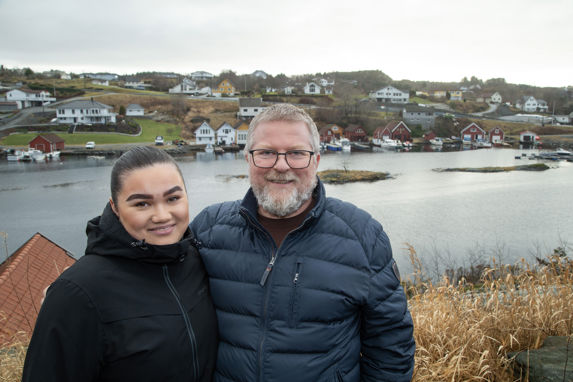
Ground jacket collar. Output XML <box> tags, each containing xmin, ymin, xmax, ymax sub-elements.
<box><xmin>85</xmin><ymin>203</ymin><xmax>194</xmax><ymax>264</ymax></box>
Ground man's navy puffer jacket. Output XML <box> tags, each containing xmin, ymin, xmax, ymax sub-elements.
<box><xmin>191</xmin><ymin>179</ymin><xmax>415</xmax><ymax>382</ymax></box>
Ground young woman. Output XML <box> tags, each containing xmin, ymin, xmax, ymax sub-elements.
<box><xmin>22</xmin><ymin>146</ymin><xmax>217</xmax><ymax>382</ymax></box>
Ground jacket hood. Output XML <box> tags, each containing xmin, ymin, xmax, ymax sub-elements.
<box><xmin>85</xmin><ymin>203</ymin><xmax>193</xmax><ymax>264</ymax></box>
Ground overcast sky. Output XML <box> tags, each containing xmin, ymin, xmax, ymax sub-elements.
<box><xmin>1</xmin><ymin>0</ymin><xmax>571</xmax><ymax>87</ymax></box>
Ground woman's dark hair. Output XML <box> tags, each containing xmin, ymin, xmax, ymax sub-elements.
<box><xmin>110</xmin><ymin>146</ymin><xmax>184</xmax><ymax>205</ymax></box>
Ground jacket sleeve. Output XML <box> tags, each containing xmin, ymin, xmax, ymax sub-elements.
<box><xmin>360</xmin><ymin>229</ymin><xmax>416</xmax><ymax>382</ymax></box>
<box><xmin>22</xmin><ymin>278</ymin><xmax>104</xmax><ymax>382</ymax></box>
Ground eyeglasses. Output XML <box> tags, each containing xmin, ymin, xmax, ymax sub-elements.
<box><xmin>249</xmin><ymin>149</ymin><xmax>315</xmax><ymax>169</ymax></box>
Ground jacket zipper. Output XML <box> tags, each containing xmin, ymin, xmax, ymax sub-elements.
<box><xmin>288</xmin><ymin>258</ymin><xmax>304</xmax><ymax>327</ymax></box>
<box><xmin>240</xmin><ymin>208</ymin><xmax>315</xmax><ymax>382</ymax></box>
<box><xmin>163</xmin><ymin>265</ymin><xmax>199</xmax><ymax>380</ymax></box>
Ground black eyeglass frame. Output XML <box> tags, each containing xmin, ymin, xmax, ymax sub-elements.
<box><xmin>248</xmin><ymin>149</ymin><xmax>315</xmax><ymax>169</ymax></box>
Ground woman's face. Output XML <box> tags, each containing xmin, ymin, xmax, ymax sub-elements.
<box><xmin>110</xmin><ymin>163</ymin><xmax>189</xmax><ymax>246</ymax></box>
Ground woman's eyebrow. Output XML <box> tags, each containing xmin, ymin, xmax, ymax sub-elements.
<box><xmin>164</xmin><ymin>186</ymin><xmax>183</xmax><ymax>196</ymax></box>
<box><xmin>124</xmin><ymin>186</ymin><xmax>183</xmax><ymax>202</ymax></box>
<box><xmin>125</xmin><ymin>193</ymin><xmax>152</xmax><ymax>202</ymax></box>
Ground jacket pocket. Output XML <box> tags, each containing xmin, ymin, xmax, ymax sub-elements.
<box><xmin>288</xmin><ymin>257</ymin><xmax>304</xmax><ymax>328</ymax></box>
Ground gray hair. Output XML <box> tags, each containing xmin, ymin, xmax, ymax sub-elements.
<box><xmin>245</xmin><ymin>103</ymin><xmax>320</xmax><ymax>153</ymax></box>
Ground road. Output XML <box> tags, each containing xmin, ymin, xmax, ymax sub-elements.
<box><xmin>471</xmin><ymin>102</ymin><xmax>499</xmax><ymax>116</ymax></box>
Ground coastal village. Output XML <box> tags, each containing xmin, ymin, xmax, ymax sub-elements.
<box><xmin>1</xmin><ymin>67</ymin><xmax>572</xmax><ymax>381</ymax></box>
<box><xmin>1</xmin><ymin>67</ymin><xmax>573</xmax><ymax>160</ymax></box>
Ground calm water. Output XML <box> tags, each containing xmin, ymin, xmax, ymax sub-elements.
<box><xmin>1</xmin><ymin>147</ymin><xmax>572</xmax><ymax>277</ymax></box>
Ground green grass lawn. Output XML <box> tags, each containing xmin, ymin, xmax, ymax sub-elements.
<box><xmin>1</xmin><ymin>119</ymin><xmax>182</xmax><ymax>147</ymax></box>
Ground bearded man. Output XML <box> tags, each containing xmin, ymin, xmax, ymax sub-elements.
<box><xmin>191</xmin><ymin>103</ymin><xmax>415</xmax><ymax>382</ymax></box>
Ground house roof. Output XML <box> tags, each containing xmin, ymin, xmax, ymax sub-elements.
<box><xmin>233</xmin><ymin>121</ymin><xmax>249</xmax><ymax>129</ymax></box>
<box><xmin>217</xmin><ymin>79</ymin><xmax>235</xmax><ymax>88</ymax></box>
<box><xmin>56</xmin><ymin>99</ymin><xmax>112</xmax><ymax>110</ymax></box>
<box><xmin>216</xmin><ymin>122</ymin><xmax>234</xmax><ymax>131</ymax></box>
<box><xmin>384</xmin><ymin>120</ymin><xmax>411</xmax><ymax>133</ymax></box>
<box><xmin>30</xmin><ymin>133</ymin><xmax>65</xmax><ymax>144</ymax></box>
<box><xmin>461</xmin><ymin>122</ymin><xmax>485</xmax><ymax>133</ymax></box>
<box><xmin>11</xmin><ymin>88</ymin><xmax>45</xmax><ymax>94</ymax></box>
<box><xmin>127</xmin><ymin>104</ymin><xmax>143</xmax><ymax>109</ymax></box>
<box><xmin>0</xmin><ymin>233</ymin><xmax>76</xmax><ymax>346</ymax></box>
<box><xmin>344</xmin><ymin>124</ymin><xmax>365</xmax><ymax>133</ymax></box>
<box><xmin>238</xmin><ymin>98</ymin><xmax>262</xmax><ymax>107</ymax></box>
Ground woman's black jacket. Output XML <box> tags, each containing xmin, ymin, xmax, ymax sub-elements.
<box><xmin>22</xmin><ymin>203</ymin><xmax>218</xmax><ymax>382</ymax></box>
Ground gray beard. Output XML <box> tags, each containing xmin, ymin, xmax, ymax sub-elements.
<box><xmin>252</xmin><ymin>176</ymin><xmax>317</xmax><ymax>218</ymax></box>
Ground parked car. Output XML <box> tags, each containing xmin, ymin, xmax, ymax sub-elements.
<box><xmin>155</xmin><ymin>136</ymin><xmax>164</xmax><ymax>145</ymax></box>
<box><xmin>85</xmin><ymin>141</ymin><xmax>96</xmax><ymax>149</ymax></box>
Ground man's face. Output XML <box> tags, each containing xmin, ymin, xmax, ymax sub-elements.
<box><xmin>247</xmin><ymin>120</ymin><xmax>320</xmax><ymax>218</ymax></box>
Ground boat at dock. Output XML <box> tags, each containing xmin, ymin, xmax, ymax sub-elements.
<box><xmin>350</xmin><ymin>142</ymin><xmax>372</xmax><ymax>151</ymax></box>
<box><xmin>20</xmin><ymin>149</ymin><xmax>46</xmax><ymax>162</ymax></box>
<box><xmin>326</xmin><ymin>141</ymin><xmax>342</xmax><ymax>151</ymax></box>
<box><xmin>339</xmin><ymin>138</ymin><xmax>351</xmax><ymax>152</ymax></box>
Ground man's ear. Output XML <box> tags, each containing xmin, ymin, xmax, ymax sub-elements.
<box><xmin>109</xmin><ymin>198</ymin><xmax>119</xmax><ymax>216</ymax></box>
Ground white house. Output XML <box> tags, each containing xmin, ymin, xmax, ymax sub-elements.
<box><xmin>6</xmin><ymin>89</ymin><xmax>56</xmax><ymax>109</ymax></box>
<box><xmin>92</xmin><ymin>79</ymin><xmax>109</xmax><ymax>86</ymax></box>
<box><xmin>282</xmin><ymin>86</ymin><xmax>295</xmax><ymax>95</ymax></box>
<box><xmin>60</xmin><ymin>73</ymin><xmax>72</xmax><ymax>80</ymax></box>
<box><xmin>304</xmin><ymin>82</ymin><xmax>321</xmax><ymax>95</ymax></box>
<box><xmin>126</xmin><ymin>104</ymin><xmax>144</xmax><ymax>116</ymax></box>
<box><xmin>56</xmin><ymin>99</ymin><xmax>116</xmax><ymax>125</ymax></box>
<box><xmin>194</xmin><ymin>121</ymin><xmax>215</xmax><ymax>144</ymax></box>
<box><xmin>517</xmin><ymin>96</ymin><xmax>538</xmax><ymax>112</ymax></box>
<box><xmin>490</xmin><ymin>92</ymin><xmax>502</xmax><ymax>104</ymax></box>
<box><xmin>318</xmin><ymin>78</ymin><xmax>335</xmax><ymax>87</ymax></box>
<box><xmin>369</xmin><ymin>86</ymin><xmax>409</xmax><ymax>103</ymax></box>
<box><xmin>536</xmin><ymin>99</ymin><xmax>549</xmax><ymax>113</ymax></box>
<box><xmin>238</xmin><ymin>98</ymin><xmax>264</xmax><ymax>119</ymax></box>
<box><xmin>190</xmin><ymin>71</ymin><xmax>214</xmax><ymax>81</ymax></box>
<box><xmin>169</xmin><ymin>78</ymin><xmax>198</xmax><ymax>94</ymax></box>
<box><xmin>216</xmin><ymin>122</ymin><xmax>236</xmax><ymax>145</ymax></box>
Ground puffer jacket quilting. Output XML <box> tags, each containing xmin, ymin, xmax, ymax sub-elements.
<box><xmin>191</xmin><ymin>179</ymin><xmax>415</xmax><ymax>382</ymax></box>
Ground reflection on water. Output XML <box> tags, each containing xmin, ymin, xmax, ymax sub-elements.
<box><xmin>1</xmin><ymin>148</ymin><xmax>572</xmax><ymax>278</ymax></box>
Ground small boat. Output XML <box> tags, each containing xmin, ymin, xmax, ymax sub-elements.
<box><xmin>339</xmin><ymin>138</ymin><xmax>351</xmax><ymax>152</ymax></box>
<box><xmin>472</xmin><ymin>140</ymin><xmax>492</xmax><ymax>149</ymax></box>
<box><xmin>87</xmin><ymin>155</ymin><xmax>105</xmax><ymax>160</ymax></box>
<box><xmin>204</xmin><ymin>143</ymin><xmax>214</xmax><ymax>153</ymax></box>
<box><xmin>20</xmin><ymin>149</ymin><xmax>45</xmax><ymax>162</ymax></box>
<box><xmin>326</xmin><ymin>141</ymin><xmax>342</xmax><ymax>151</ymax></box>
<box><xmin>402</xmin><ymin>141</ymin><xmax>413</xmax><ymax>148</ymax></box>
<box><xmin>214</xmin><ymin>146</ymin><xmax>225</xmax><ymax>154</ymax></box>
<box><xmin>555</xmin><ymin>148</ymin><xmax>572</xmax><ymax>156</ymax></box>
<box><xmin>350</xmin><ymin>142</ymin><xmax>372</xmax><ymax>151</ymax></box>
<box><xmin>6</xmin><ymin>149</ymin><xmax>24</xmax><ymax>161</ymax></box>
<box><xmin>381</xmin><ymin>139</ymin><xmax>402</xmax><ymax>148</ymax></box>
<box><xmin>46</xmin><ymin>151</ymin><xmax>61</xmax><ymax>160</ymax></box>
<box><xmin>429</xmin><ymin>138</ymin><xmax>444</xmax><ymax>146</ymax></box>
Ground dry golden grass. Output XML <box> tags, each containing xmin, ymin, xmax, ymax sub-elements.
<box><xmin>2</xmin><ymin>248</ymin><xmax>571</xmax><ymax>381</ymax></box>
<box><xmin>0</xmin><ymin>332</ymin><xmax>27</xmax><ymax>382</ymax></box>
<box><xmin>407</xmin><ymin>245</ymin><xmax>573</xmax><ymax>381</ymax></box>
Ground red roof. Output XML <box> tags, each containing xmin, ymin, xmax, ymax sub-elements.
<box><xmin>0</xmin><ymin>233</ymin><xmax>76</xmax><ymax>345</ymax></box>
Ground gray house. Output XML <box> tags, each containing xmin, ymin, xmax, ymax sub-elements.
<box><xmin>237</xmin><ymin>98</ymin><xmax>265</xmax><ymax>119</ymax></box>
<box><xmin>402</xmin><ymin>105</ymin><xmax>436</xmax><ymax>130</ymax></box>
